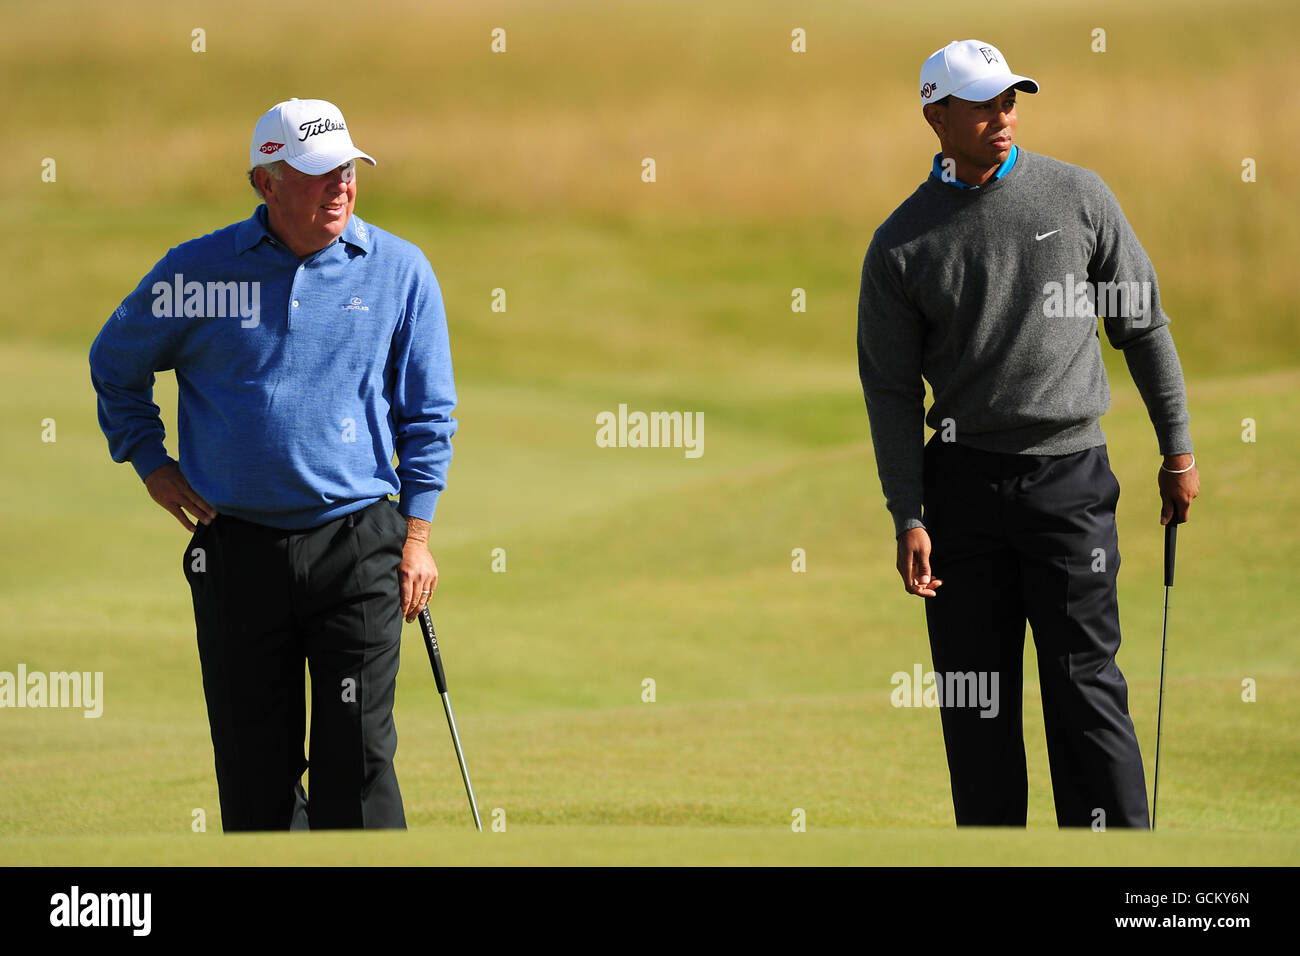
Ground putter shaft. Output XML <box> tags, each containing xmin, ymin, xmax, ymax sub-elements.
<box><xmin>440</xmin><ymin>691</ymin><xmax>482</xmax><ymax>831</ymax></box>
<box><xmin>1152</xmin><ymin>521</ymin><xmax>1177</xmax><ymax>831</ymax></box>
<box><xmin>419</xmin><ymin>607</ymin><xmax>482</xmax><ymax>831</ymax></box>
<box><xmin>1153</xmin><ymin>583</ymin><xmax>1170</xmax><ymax>830</ymax></box>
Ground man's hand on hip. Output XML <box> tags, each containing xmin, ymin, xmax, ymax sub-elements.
<box><xmin>144</xmin><ymin>461</ymin><xmax>217</xmax><ymax>532</ymax></box>
<box><xmin>399</xmin><ymin>516</ymin><xmax>439</xmax><ymax>623</ymax></box>
<box><xmin>897</xmin><ymin>527</ymin><xmax>943</xmax><ymax>598</ymax></box>
<box><xmin>1158</xmin><ymin>453</ymin><xmax>1200</xmax><ymax>525</ymax></box>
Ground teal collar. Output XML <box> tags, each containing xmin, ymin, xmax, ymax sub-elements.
<box><xmin>930</xmin><ymin>145</ymin><xmax>1018</xmax><ymax>190</ymax></box>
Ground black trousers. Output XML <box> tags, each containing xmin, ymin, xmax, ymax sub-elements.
<box><xmin>182</xmin><ymin>496</ymin><xmax>409</xmax><ymax>831</ymax></box>
<box><xmin>922</xmin><ymin>437</ymin><xmax>1150</xmax><ymax>829</ymax></box>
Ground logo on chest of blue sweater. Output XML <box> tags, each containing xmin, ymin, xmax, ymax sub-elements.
<box><xmin>151</xmin><ymin>274</ymin><xmax>260</xmax><ymax>328</ymax></box>
<box><xmin>342</xmin><ymin>295</ymin><xmax>370</xmax><ymax>312</ymax></box>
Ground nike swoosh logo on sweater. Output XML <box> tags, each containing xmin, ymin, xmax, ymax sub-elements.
<box><xmin>1035</xmin><ymin>230</ymin><xmax>1060</xmax><ymax>241</ymax></box>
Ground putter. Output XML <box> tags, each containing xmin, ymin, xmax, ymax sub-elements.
<box><xmin>1152</xmin><ymin>520</ymin><xmax>1177</xmax><ymax>831</ymax></box>
<box><xmin>418</xmin><ymin>606</ymin><xmax>482</xmax><ymax>831</ymax></box>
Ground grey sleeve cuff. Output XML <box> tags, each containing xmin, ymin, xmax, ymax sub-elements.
<box><xmin>895</xmin><ymin>516</ymin><xmax>927</xmax><ymax>539</ymax></box>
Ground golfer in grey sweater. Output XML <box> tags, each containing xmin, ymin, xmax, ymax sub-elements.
<box><xmin>857</xmin><ymin>40</ymin><xmax>1200</xmax><ymax>827</ymax></box>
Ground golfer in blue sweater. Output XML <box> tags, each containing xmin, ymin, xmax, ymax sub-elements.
<box><xmin>90</xmin><ymin>98</ymin><xmax>458</xmax><ymax>831</ymax></box>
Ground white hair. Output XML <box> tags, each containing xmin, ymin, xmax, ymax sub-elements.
<box><xmin>247</xmin><ymin>160</ymin><xmax>286</xmax><ymax>196</ymax></box>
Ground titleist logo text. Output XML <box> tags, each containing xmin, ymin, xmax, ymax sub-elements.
<box><xmin>298</xmin><ymin>117</ymin><xmax>346</xmax><ymax>141</ymax></box>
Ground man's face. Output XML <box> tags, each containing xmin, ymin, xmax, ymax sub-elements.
<box><xmin>930</xmin><ymin>89</ymin><xmax>1018</xmax><ymax>169</ymax></box>
<box><xmin>258</xmin><ymin>160</ymin><xmax>356</xmax><ymax>256</ymax></box>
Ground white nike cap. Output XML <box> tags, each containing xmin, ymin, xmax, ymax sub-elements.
<box><xmin>919</xmin><ymin>40</ymin><xmax>1039</xmax><ymax>105</ymax></box>
<box><xmin>249</xmin><ymin>98</ymin><xmax>376</xmax><ymax>174</ymax></box>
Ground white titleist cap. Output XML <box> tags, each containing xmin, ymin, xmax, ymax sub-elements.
<box><xmin>919</xmin><ymin>40</ymin><xmax>1039</xmax><ymax>105</ymax></box>
<box><xmin>249</xmin><ymin>98</ymin><xmax>376</xmax><ymax>174</ymax></box>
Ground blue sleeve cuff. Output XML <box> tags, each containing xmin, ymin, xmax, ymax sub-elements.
<box><xmin>130</xmin><ymin>447</ymin><xmax>174</xmax><ymax>483</ymax></box>
<box><xmin>398</xmin><ymin>487</ymin><xmax>442</xmax><ymax>525</ymax></box>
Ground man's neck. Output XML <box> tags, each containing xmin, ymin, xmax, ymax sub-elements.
<box><xmin>263</xmin><ymin>207</ymin><xmax>336</xmax><ymax>259</ymax></box>
<box><xmin>947</xmin><ymin>155</ymin><xmax>1000</xmax><ymax>188</ymax></box>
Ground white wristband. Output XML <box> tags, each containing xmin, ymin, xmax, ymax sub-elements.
<box><xmin>1160</xmin><ymin>454</ymin><xmax>1195</xmax><ymax>475</ymax></box>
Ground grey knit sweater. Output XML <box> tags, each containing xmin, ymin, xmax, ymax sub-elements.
<box><xmin>857</xmin><ymin>148</ymin><xmax>1193</xmax><ymax>538</ymax></box>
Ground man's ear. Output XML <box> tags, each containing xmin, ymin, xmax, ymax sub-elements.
<box><xmin>253</xmin><ymin>167</ymin><xmax>273</xmax><ymax>202</ymax></box>
<box><xmin>922</xmin><ymin>103</ymin><xmax>946</xmax><ymax>139</ymax></box>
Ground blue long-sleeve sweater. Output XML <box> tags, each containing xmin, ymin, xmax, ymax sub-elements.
<box><xmin>89</xmin><ymin>205</ymin><xmax>457</xmax><ymax>530</ymax></box>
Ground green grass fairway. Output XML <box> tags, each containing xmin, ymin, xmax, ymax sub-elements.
<box><xmin>3</xmin><ymin>827</ymin><xmax>1295</xmax><ymax>868</ymax></box>
<box><xmin>2</xmin><ymin>0</ymin><xmax>1298</xmax><ymax>866</ymax></box>
<box><xmin>2</xmin><ymin>342</ymin><xmax>1296</xmax><ymax>865</ymax></box>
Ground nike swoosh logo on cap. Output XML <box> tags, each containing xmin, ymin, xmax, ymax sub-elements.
<box><xmin>1035</xmin><ymin>230</ymin><xmax>1060</xmax><ymax>241</ymax></box>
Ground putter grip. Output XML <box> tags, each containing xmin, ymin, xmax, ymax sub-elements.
<box><xmin>1164</xmin><ymin>521</ymin><xmax>1177</xmax><ymax>587</ymax></box>
<box><xmin>419</xmin><ymin>607</ymin><xmax>449</xmax><ymax>694</ymax></box>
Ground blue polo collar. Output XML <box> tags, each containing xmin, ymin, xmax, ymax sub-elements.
<box><xmin>930</xmin><ymin>144</ymin><xmax>1018</xmax><ymax>189</ymax></box>
<box><xmin>235</xmin><ymin>204</ymin><xmax>373</xmax><ymax>255</ymax></box>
